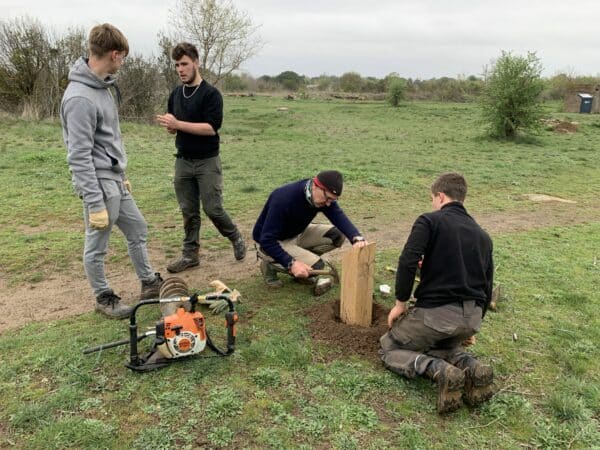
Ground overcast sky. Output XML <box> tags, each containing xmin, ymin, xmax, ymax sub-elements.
<box><xmin>4</xmin><ymin>0</ymin><xmax>599</xmax><ymax>79</ymax></box>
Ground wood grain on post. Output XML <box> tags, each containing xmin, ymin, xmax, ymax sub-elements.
<box><xmin>340</xmin><ymin>242</ymin><xmax>376</xmax><ymax>327</ymax></box>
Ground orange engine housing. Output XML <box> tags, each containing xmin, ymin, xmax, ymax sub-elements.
<box><xmin>157</xmin><ymin>307</ymin><xmax>207</xmax><ymax>358</ymax></box>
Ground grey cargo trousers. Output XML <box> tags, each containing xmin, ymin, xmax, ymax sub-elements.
<box><xmin>83</xmin><ymin>179</ymin><xmax>155</xmax><ymax>296</ymax></box>
<box><xmin>380</xmin><ymin>300</ymin><xmax>482</xmax><ymax>378</ymax></box>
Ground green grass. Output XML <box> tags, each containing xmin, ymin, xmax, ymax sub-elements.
<box><xmin>0</xmin><ymin>98</ymin><xmax>599</xmax><ymax>448</ymax></box>
<box><xmin>1</xmin><ymin>98</ymin><xmax>599</xmax><ymax>284</ymax></box>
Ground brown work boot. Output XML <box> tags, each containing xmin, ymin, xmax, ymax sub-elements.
<box><xmin>95</xmin><ymin>290</ymin><xmax>132</xmax><ymax>319</ymax></box>
<box><xmin>231</xmin><ymin>234</ymin><xmax>247</xmax><ymax>261</ymax></box>
<box><xmin>167</xmin><ymin>254</ymin><xmax>199</xmax><ymax>273</ymax></box>
<box><xmin>260</xmin><ymin>260</ymin><xmax>283</xmax><ymax>288</ymax></box>
<box><xmin>140</xmin><ymin>272</ymin><xmax>164</xmax><ymax>300</ymax></box>
<box><xmin>425</xmin><ymin>359</ymin><xmax>465</xmax><ymax>414</ymax></box>
<box><xmin>454</xmin><ymin>356</ymin><xmax>495</xmax><ymax>406</ymax></box>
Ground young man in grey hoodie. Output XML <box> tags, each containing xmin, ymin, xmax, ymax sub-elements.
<box><xmin>61</xmin><ymin>24</ymin><xmax>162</xmax><ymax>319</ymax></box>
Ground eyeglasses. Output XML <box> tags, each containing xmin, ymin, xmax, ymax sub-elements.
<box><xmin>320</xmin><ymin>187</ymin><xmax>337</xmax><ymax>203</ymax></box>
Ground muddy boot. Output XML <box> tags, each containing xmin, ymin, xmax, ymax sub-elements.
<box><xmin>95</xmin><ymin>290</ymin><xmax>132</xmax><ymax>319</ymax></box>
<box><xmin>231</xmin><ymin>233</ymin><xmax>247</xmax><ymax>261</ymax></box>
<box><xmin>313</xmin><ymin>276</ymin><xmax>333</xmax><ymax>296</ymax></box>
<box><xmin>167</xmin><ymin>253</ymin><xmax>199</xmax><ymax>273</ymax></box>
<box><xmin>140</xmin><ymin>272</ymin><xmax>164</xmax><ymax>300</ymax></box>
<box><xmin>260</xmin><ymin>260</ymin><xmax>283</xmax><ymax>288</ymax></box>
<box><xmin>454</xmin><ymin>356</ymin><xmax>495</xmax><ymax>406</ymax></box>
<box><xmin>425</xmin><ymin>359</ymin><xmax>465</xmax><ymax>414</ymax></box>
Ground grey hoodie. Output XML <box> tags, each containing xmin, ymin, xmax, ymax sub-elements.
<box><xmin>61</xmin><ymin>57</ymin><xmax>127</xmax><ymax>212</ymax></box>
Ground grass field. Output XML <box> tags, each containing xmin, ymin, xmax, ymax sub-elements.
<box><xmin>0</xmin><ymin>97</ymin><xmax>598</xmax><ymax>449</ymax></box>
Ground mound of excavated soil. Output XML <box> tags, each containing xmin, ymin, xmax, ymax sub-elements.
<box><xmin>306</xmin><ymin>299</ymin><xmax>390</xmax><ymax>362</ymax></box>
<box><xmin>541</xmin><ymin>118</ymin><xmax>579</xmax><ymax>133</ymax></box>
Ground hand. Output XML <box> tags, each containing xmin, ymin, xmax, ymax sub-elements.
<box><xmin>89</xmin><ymin>208</ymin><xmax>109</xmax><ymax>230</ymax></box>
<box><xmin>123</xmin><ymin>179</ymin><xmax>132</xmax><ymax>193</ymax></box>
<box><xmin>156</xmin><ymin>113</ymin><xmax>179</xmax><ymax>131</ymax></box>
<box><xmin>290</xmin><ymin>260</ymin><xmax>311</xmax><ymax>278</ymax></box>
<box><xmin>352</xmin><ymin>239</ymin><xmax>368</xmax><ymax>249</ymax></box>
<box><xmin>462</xmin><ymin>335</ymin><xmax>477</xmax><ymax>347</ymax></box>
<box><xmin>387</xmin><ymin>301</ymin><xmax>408</xmax><ymax>329</ymax></box>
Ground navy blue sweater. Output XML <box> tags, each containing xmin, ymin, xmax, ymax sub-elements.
<box><xmin>395</xmin><ymin>202</ymin><xmax>494</xmax><ymax>315</ymax></box>
<box><xmin>253</xmin><ymin>179</ymin><xmax>361</xmax><ymax>268</ymax></box>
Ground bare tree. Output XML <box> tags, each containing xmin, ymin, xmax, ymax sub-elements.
<box><xmin>0</xmin><ymin>17</ymin><xmax>84</xmax><ymax>118</ymax></box>
<box><xmin>117</xmin><ymin>54</ymin><xmax>164</xmax><ymax>121</ymax></box>
<box><xmin>0</xmin><ymin>17</ymin><xmax>50</xmax><ymax>118</ymax></box>
<box><xmin>156</xmin><ymin>32</ymin><xmax>180</xmax><ymax>91</ymax></box>
<box><xmin>166</xmin><ymin>0</ymin><xmax>262</xmax><ymax>84</ymax></box>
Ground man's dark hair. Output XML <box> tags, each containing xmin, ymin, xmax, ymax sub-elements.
<box><xmin>431</xmin><ymin>172</ymin><xmax>467</xmax><ymax>202</ymax></box>
<box><xmin>171</xmin><ymin>42</ymin><xmax>199</xmax><ymax>61</ymax></box>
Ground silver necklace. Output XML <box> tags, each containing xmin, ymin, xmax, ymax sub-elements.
<box><xmin>182</xmin><ymin>83</ymin><xmax>200</xmax><ymax>99</ymax></box>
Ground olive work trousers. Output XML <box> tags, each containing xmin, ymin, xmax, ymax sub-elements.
<box><xmin>379</xmin><ymin>300</ymin><xmax>482</xmax><ymax>378</ymax></box>
<box><xmin>174</xmin><ymin>155</ymin><xmax>239</xmax><ymax>256</ymax></box>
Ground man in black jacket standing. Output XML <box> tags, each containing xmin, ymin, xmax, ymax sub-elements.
<box><xmin>157</xmin><ymin>42</ymin><xmax>246</xmax><ymax>273</ymax></box>
<box><xmin>380</xmin><ymin>173</ymin><xmax>495</xmax><ymax>414</ymax></box>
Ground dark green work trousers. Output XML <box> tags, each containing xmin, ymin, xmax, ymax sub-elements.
<box><xmin>379</xmin><ymin>300</ymin><xmax>482</xmax><ymax>378</ymax></box>
<box><xmin>174</xmin><ymin>155</ymin><xmax>239</xmax><ymax>255</ymax></box>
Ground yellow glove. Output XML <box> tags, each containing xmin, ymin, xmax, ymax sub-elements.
<box><xmin>89</xmin><ymin>208</ymin><xmax>109</xmax><ymax>230</ymax></box>
<box><xmin>123</xmin><ymin>180</ymin><xmax>132</xmax><ymax>193</ymax></box>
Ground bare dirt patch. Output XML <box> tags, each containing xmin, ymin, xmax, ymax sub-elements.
<box><xmin>306</xmin><ymin>299</ymin><xmax>389</xmax><ymax>363</ymax></box>
<box><xmin>541</xmin><ymin>118</ymin><xmax>580</xmax><ymax>134</ymax></box>
<box><xmin>0</xmin><ymin>201</ymin><xmax>596</xmax><ymax>334</ymax></box>
<box><xmin>521</xmin><ymin>194</ymin><xmax>577</xmax><ymax>204</ymax></box>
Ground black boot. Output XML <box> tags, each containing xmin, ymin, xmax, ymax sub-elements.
<box><xmin>425</xmin><ymin>359</ymin><xmax>465</xmax><ymax>414</ymax></box>
<box><xmin>454</xmin><ymin>355</ymin><xmax>495</xmax><ymax>406</ymax></box>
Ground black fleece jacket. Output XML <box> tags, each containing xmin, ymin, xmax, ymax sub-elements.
<box><xmin>395</xmin><ymin>202</ymin><xmax>494</xmax><ymax>315</ymax></box>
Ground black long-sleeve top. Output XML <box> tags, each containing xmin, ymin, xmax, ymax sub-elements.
<box><xmin>168</xmin><ymin>80</ymin><xmax>223</xmax><ymax>159</ymax></box>
<box><xmin>395</xmin><ymin>202</ymin><xmax>494</xmax><ymax>315</ymax></box>
<box><xmin>253</xmin><ymin>179</ymin><xmax>361</xmax><ymax>268</ymax></box>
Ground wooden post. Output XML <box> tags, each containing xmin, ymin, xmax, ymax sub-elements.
<box><xmin>340</xmin><ymin>242</ymin><xmax>376</xmax><ymax>327</ymax></box>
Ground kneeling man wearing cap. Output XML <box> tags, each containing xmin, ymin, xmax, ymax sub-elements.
<box><xmin>253</xmin><ymin>170</ymin><xmax>368</xmax><ymax>296</ymax></box>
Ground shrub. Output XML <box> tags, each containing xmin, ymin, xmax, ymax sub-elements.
<box><xmin>387</xmin><ymin>78</ymin><xmax>407</xmax><ymax>107</ymax></box>
<box><xmin>480</xmin><ymin>51</ymin><xmax>545</xmax><ymax>139</ymax></box>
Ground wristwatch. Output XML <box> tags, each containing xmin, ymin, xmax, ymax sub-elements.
<box><xmin>352</xmin><ymin>236</ymin><xmax>365</xmax><ymax>243</ymax></box>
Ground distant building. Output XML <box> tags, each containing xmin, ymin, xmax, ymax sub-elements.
<box><xmin>563</xmin><ymin>84</ymin><xmax>600</xmax><ymax>113</ymax></box>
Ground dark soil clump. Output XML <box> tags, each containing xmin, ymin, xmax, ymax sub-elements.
<box><xmin>306</xmin><ymin>299</ymin><xmax>390</xmax><ymax>362</ymax></box>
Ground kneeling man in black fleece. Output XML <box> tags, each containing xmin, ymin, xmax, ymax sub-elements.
<box><xmin>380</xmin><ymin>172</ymin><xmax>495</xmax><ymax>414</ymax></box>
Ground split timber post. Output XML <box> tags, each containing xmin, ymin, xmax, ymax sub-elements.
<box><xmin>340</xmin><ymin>242</ymin><xmax>376</xmax><ymax>327</ymax></box>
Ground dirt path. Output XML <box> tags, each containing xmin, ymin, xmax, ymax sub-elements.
<box><xmin>0</xmin><ymin>201</ymin><xmax>596</xmax><ymax>334</ymax></box>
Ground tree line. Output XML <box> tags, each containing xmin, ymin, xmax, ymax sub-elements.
<box><xmin>0</xmin><ymin>15</ymin><xmax>597</xmax><ymax>124</ymax></box>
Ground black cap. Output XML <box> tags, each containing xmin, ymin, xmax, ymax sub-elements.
<box><xmin>316</xmin><ymin>170</ymin><xmax>343</xmax><ymax>196</ymax></box>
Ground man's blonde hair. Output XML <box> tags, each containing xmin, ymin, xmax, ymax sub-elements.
<box><xmin>88</xmin><ymin>23</ymin><xmax>129</xmax><ymax>57</ymax></box>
